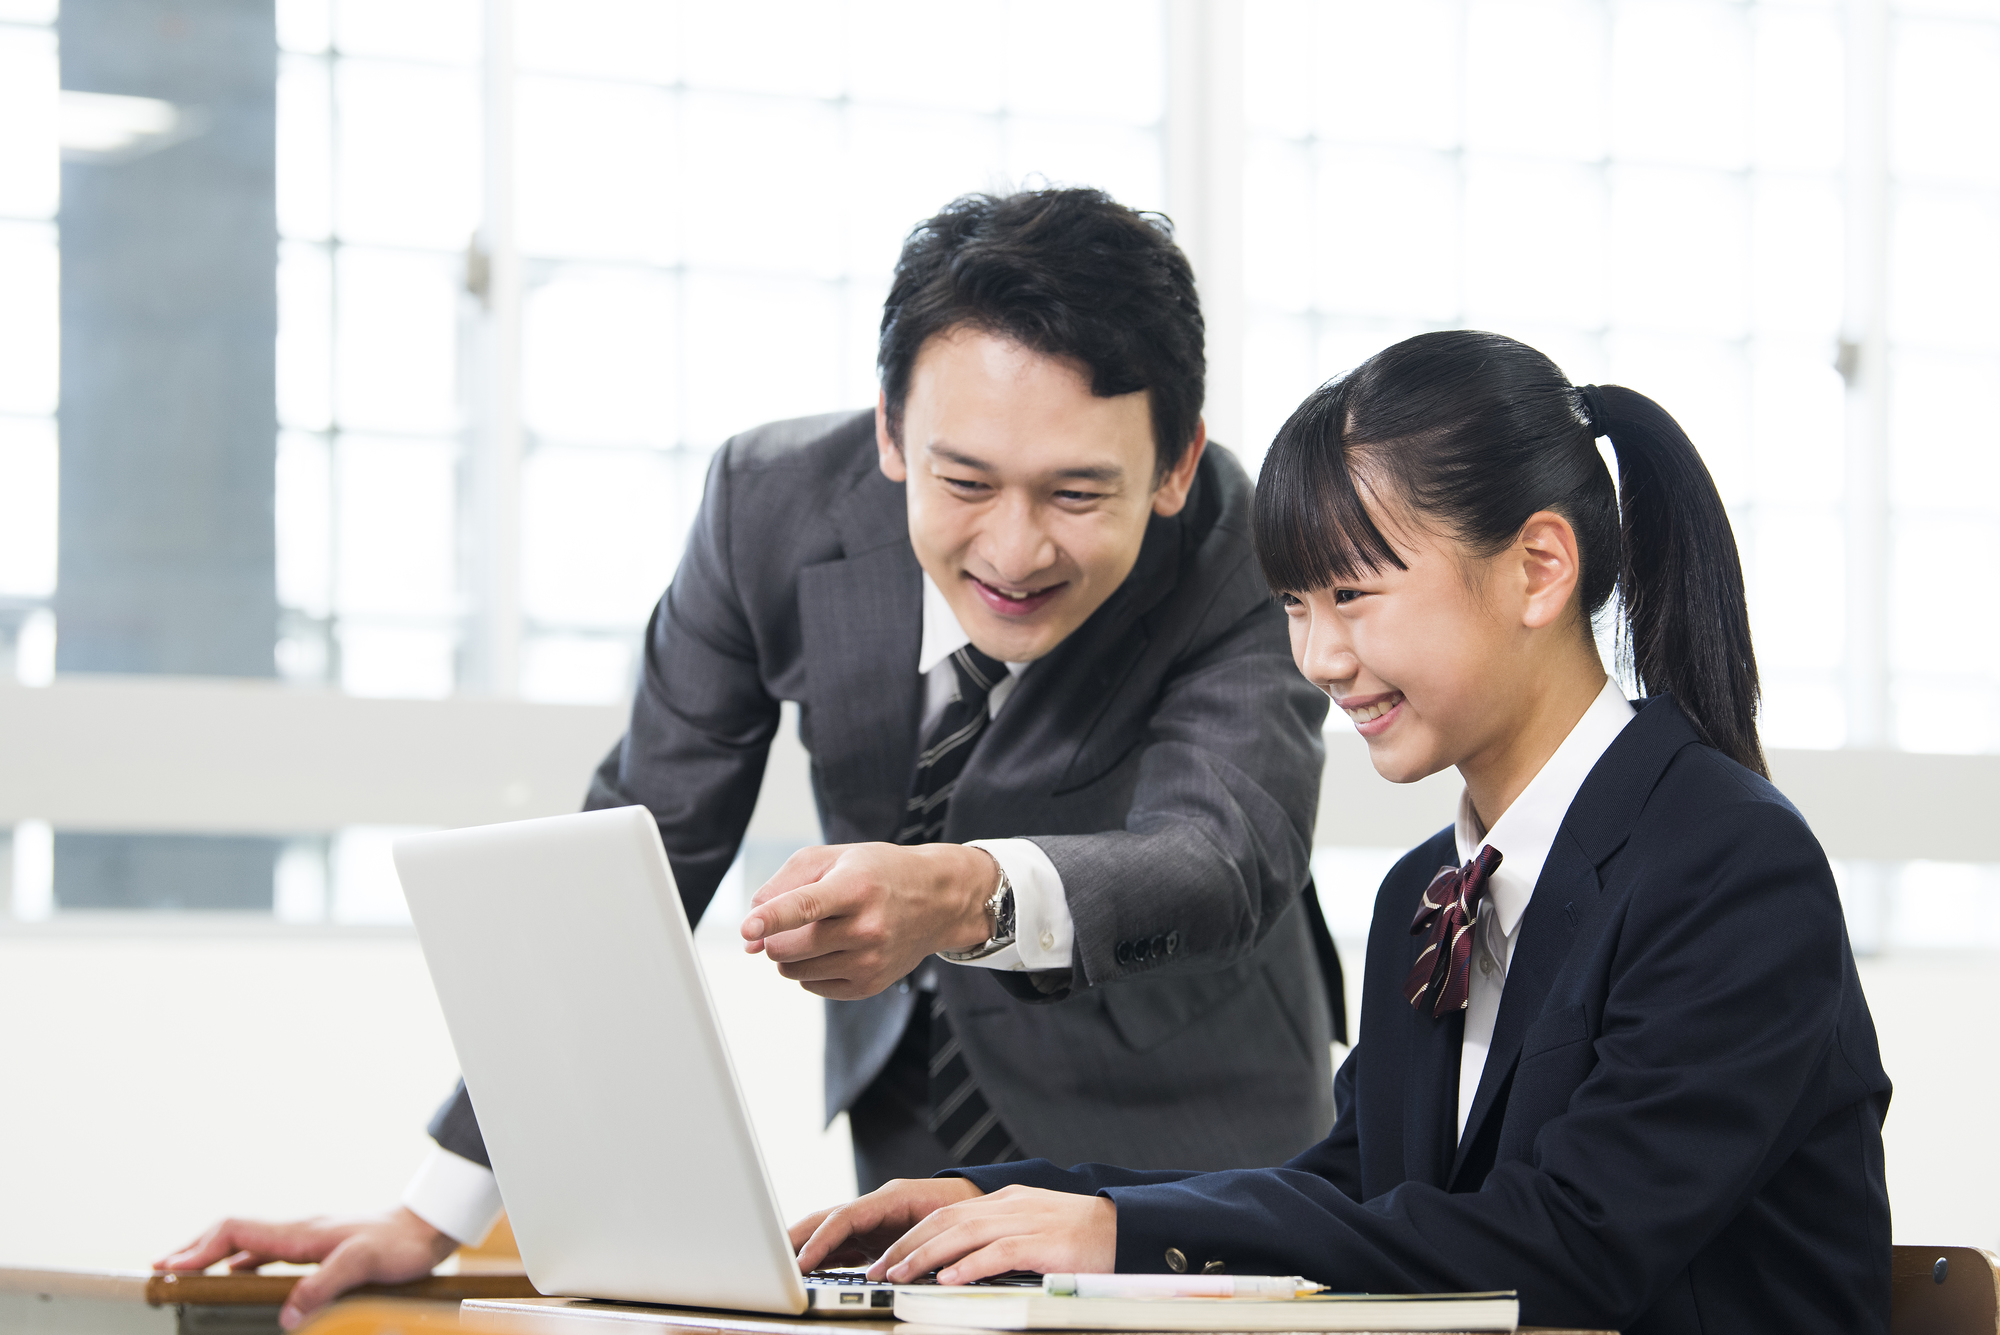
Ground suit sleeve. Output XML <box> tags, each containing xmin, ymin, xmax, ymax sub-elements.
<box><xmin>427</xmin><ymin>444</ymin><xmax>780</xmax><ymax>1159</ymax></box>
<box><xmin>582</xmin><ymin>443</ymin><xmax>780</xmax><ymax>923</ymax></box>
<box><xmin>1022</xmin><ymin>589</ymin><xmax>1329</xmax><ymax>995</ymax></box>
<box><xmin>1037</xmin><ymin>801</ymin><xmax>1853</xmax><ymax>1330</ymax></box>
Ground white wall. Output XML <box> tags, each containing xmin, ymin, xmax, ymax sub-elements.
<box><xmin>0</xmin><ymin>917</ymin><xmax>1989</xmax><ymax>1270</ymax></box>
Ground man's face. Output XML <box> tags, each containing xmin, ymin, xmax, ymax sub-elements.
<box><xmin>878</xmin><ymin>327</ymin><xmax>1205</xmax><ymax>663</ymax></box>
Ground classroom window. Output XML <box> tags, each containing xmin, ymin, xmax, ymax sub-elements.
<box><xmin>1241</xmin><ymin>0</ymin><xmax>1856</xmax><ymax>751</ymax></box>
<box><xmin>273</xmin><ymin>0</ymin><xmax>1167</xmax><ymax>705</ymax></box>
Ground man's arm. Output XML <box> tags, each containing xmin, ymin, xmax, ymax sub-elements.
<box><xmin>1026</xmin><ymin>595</ymin><xmax>1328</xmax><ymax>995</ymax></box>
<box><xmin>585</xmin><ymin>443</ymin><xmax>783</xmax><ymax>921</ymax></box>
<box><xmin>743</xmin><ymin>590</ymin><xmax>1326</xmax><ymax>1000</ymax></box>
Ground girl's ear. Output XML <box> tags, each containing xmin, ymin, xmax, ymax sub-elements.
<box><xmin>1515</xmin><ymin>510</ymin><xmax>1583</xmax><ymax>632</ymax></box>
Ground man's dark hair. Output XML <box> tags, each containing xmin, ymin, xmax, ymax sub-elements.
<box><xmin>878</xmin><ymin>188</ymin><xmax>1205</xmax><ymax>482</ymax></box>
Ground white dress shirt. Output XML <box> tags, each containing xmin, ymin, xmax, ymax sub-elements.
<box><xmin>403</xmin><ymin>574</ymin><xmax>1080</xmax><ymax>1244</ymax></box>
<box><xmin>916</xmin><ymin>572</ymin><xmax>1076</xmax><ymax>975</ymax></box>
<box><xmin>1452</xmin><ymin>677</ymin><xmax>1635</xmax><ymax>1142</ymax></box>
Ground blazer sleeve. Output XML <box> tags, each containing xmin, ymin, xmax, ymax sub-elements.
<box><xmin>951</xmin><ymin>1045</ymin><xmax>1363</xmax><ymax>1202</ymax></box>
<box><xmin>976</xmin><ymin>800</ymin><xmax>1855</xmax><ymax>1330</ymax></box>
<box><xmin>1021</xmin><ymin>592</ymin><xmax>1328</xmax><ymax>994</ymax></box>
<box><xmin>428</xmin><ymin>445</ymin><xmax>780</xmax><ymax>1160</ymax></box>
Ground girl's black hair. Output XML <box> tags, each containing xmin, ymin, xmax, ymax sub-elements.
<box><xmin>1254</xmin><ymin>329</ymin><xmax>1766</xmax><ymax>777</ymax></box>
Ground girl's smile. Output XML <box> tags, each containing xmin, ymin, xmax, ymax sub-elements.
<box><xmin>1336</xmin><ymin>690</ymin><xmax>1405</xmax><ymax>734</ymax></box>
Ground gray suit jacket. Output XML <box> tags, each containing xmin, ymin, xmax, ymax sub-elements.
<box><xmin>431</xmin><ymin>409</ymin><xmax>1335</xmax><ymax>1172</ymax></box>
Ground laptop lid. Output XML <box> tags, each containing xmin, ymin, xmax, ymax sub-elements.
<box><xmin>394</xmin><ymin>805</ymin><xmax>813</xmax><ymax>1314</ymax></box>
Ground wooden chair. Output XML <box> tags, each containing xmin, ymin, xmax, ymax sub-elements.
<box><xmin>1895</xmin><ymin>1246</ymin><xmax>2000</xmax><ymax>1335</ymax></box>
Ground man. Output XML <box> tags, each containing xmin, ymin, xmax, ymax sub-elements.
<box><xmin>158</xmin><ymin>188</ymin><xmax>1339</xmax><ymax>1328</ymax></box>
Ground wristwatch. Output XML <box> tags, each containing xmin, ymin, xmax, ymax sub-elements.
<box><xmin>938</xmin><ymin>848</ymin><xmax>1016</xmax><ymax>962</ymax></box>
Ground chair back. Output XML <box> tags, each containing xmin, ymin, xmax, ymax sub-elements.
<box><xmin>1894</xmin><ymin>1246</ymin><xmax>2000</xmax><ymax>1335</ymax></box>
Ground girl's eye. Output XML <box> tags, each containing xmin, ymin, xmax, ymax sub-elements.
<box><xmin>1333</xmin><ymin>588</ymin><xmax>1362</xmax><ymax>604</ymax></box>
<box><xmin>1277</xmin><ymin>592</ymin><xmax>1303</xmax><ymax>609</ymax></box>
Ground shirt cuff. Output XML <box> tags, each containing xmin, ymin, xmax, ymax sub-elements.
<box><xmin>946</xmin><ymin>838</ymin><xmax>1073</xmax><ymax>971</ymax></box>
<box><xmin>400</xmin><ymin>1145</ymin><xmax>504</xmax><ymax>1247</ymax></box>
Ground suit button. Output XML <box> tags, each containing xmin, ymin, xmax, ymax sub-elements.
<box><xmin>1164</xmin><ymin>1247</ymin><xmax>1187</xmax><ymax>1273</ymax></box>
<box><xmin>1166</xmin><ymin>931</ymin><xmax>1180</xmax><ymax>955</ymax></box>
<box><xmin>1115</xmin><ymin>941</ymin><xmax>1132</xmax><ymax>965</ymax></box>
<box><xmin>1202</xmin><ymin>1261</ymin><xmax>1226</xmax><ymax>1275</ymax></box>
<box><xmin>1133</xmin><ymin>937</ymin><xmax>1150</xmax><ymax>961</ymax></box>
<box><xmin>1151</xmin><ymin>934</ymin><xmax>1166</xmax><ymax>959</ymax></box>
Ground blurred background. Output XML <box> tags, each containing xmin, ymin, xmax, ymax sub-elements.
<box><xmin>1</xmin><ymin>0</ymin><xmax>1995</xmax><ymax>1270</ymax></box>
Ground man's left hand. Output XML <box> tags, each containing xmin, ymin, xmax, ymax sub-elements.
<box><xmin>741</xmin><ymin>842</ymin><xmax>998</xmax><ymax>999</ymax></box>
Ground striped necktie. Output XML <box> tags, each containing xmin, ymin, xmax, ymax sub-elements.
<box><xmin>898</xmin><ymin>644</ymin><xmax>1008</xmax><ymax>844</ymax></box>
<box><xmin>900</xmin><ymin>643</ymin><xmax>1022</xmax><ymax>1166</ymax></box>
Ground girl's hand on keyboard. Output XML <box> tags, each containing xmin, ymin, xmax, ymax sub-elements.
<box><xmin>791</xmin><ymin>1177</ymin><xmax>985</xmax><ymax>1272</ymax></box>
<box><xmin>873</xmin><ymin>1184</ymin><xmax>1115</xmax><ymax>1286</ymax></box>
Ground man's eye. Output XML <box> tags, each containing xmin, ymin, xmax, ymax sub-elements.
<box><xmin>943</xmin><ymin>476</ymin><xmax>989</xmax><ymax>493</ymax></box>
<box><xmin>1276</xmin><ymin>592</ymin><xmax>1302</xmax><ymax>607</ymax></box>
<box><xmin>1053</xmin><ymin>489</ymin><xmax>1103</xmax><ymax>502</ymax></box>
<box><xmin>1334</xmin><ymin>588</ymin><xmax>1361</xmax><ymax>604</ymax></box>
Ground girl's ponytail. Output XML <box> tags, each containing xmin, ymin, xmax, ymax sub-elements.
<box><xmin>1578</xmin><ymin>384</ymin><xmax>1767</xmax><ymax>777</ymax></box>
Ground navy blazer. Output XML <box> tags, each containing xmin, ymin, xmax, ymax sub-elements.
<box><xmin>962</xmin><ymin>697</ymin><xmax>1893</xmax><ymax>1334</ymax></box>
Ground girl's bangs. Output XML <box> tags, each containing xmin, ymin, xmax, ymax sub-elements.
<box><xmin>1253</xmin><ymin>380</ymin><xmax>1406</xmax><ymax>594</ymax></box>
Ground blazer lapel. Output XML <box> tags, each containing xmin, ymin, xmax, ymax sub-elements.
<box><xmin>796</xmin><ymin>473</ymin><xmax>924</xmax><ymax>843</ymax></box>
<box><xmin>1443</xmin><ymin>694</ymin><xmax>1707</xmax><ymax>1186</ymax></box>
<box><xmin>1397</xmin><ymin>848</ymin><xmax>1470</xmax><ymax>1188</ymax></box>
<box><xmin>1446</xmin><ymin>838</ymin><xmax>1594</xmax><ymax>1185</ymax></box>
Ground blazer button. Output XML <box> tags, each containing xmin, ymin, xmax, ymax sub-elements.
<box><xmin>1164</xmin><ymin>1247</ymin><xmax>1187</xmax><ymax>1273</ymax></box>
<box><xmin>1165</xmin><ymin>930</ymin><xmax>1181</xmax><ymax>955</ymax></box>
<box><xmin>1115</xmin><ymin>941</ymin><xmax>1132</xmax><ymax>965</ymax></box>
<box><xmin>1133</xmin><ymin>937</ymin><xmax>1151</xmax><ymax>962</ymax></box>
<box><xmin>1151</xmin><ymin>934</ymin><xmax>1167</xmax><ymax>959</ymax></box>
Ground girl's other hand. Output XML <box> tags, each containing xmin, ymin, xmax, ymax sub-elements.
<box><xmin>872</xmin><ymin>1184</ymin><xmax>1116</xmax><ymax>1284</ymax></box>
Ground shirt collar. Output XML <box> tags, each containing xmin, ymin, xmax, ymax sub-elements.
<box><xmin>919</xmin><ymin>572</ymin><xmax>970</xmax><ymax>675</ymax></box>
<box><xmin>919</xmin><ymin>572</ymin><xmax>1029</xmax><ymax>679</ymax></box>
<box><xmin>1453</xmin><ymin>677</ymin><xmax>1637</xmax><ymax>942</ymax></box>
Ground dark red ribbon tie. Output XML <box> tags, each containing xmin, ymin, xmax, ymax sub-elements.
<box><xmin>1403</xmin><ymin>845</ymin><xmax>1504</xmax><ymax>1019</ymax></box>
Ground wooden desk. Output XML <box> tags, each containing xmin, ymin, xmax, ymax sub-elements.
<box><xmin>462</xmin><ymin>1296</ymin><xmax>1614</xmax><ymax>1335</ymax></box>
<box><xmin>0</xmin><ymin>1266</ymin><xmax>538</xmax><ymax>1335</ymax></box>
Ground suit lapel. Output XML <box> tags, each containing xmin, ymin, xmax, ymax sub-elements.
<box><xmin>797</xmin><ymin>473</ymin><xmax>923</xmax><ymax>842</ymax></box>
<box><xmin>1446</xmin><ymin>837</ymin><xmax>1594</xmax><ymax>1185</ymax></box>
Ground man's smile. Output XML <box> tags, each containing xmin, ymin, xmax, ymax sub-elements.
<box><xmin>966</xmin><ymin>572</ymin><xmax>1068</xmax><ymax>618</ymax></box>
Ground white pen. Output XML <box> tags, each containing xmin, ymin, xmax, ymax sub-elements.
<box><xmin>1042</xmin><ymin>1274</ymin><xmax>1327</xmax><ymax>1299</ymax></box>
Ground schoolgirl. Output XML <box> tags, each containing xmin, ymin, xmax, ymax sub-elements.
<box><xmin>792</xmin><ymin>330</ymin><xmax>1892</xmax><ymax>1335</ymax></box>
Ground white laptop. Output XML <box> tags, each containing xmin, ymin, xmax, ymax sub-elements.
<box><xmin>393</xmin><ymin>805</ymin><xmax>897</xmax><ymax>1316</ymax></box>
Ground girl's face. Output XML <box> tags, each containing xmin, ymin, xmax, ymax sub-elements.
<box><xmin>1279</xmin><ymin>503</ymin><xmax>1582</xmax><ymax>789</ymax></box>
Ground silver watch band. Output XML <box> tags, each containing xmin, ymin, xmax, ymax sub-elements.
<box><xmin>937</xmin><ymin>848</ymin><xmax>1016</xmax><ymax>962</ymax></box>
